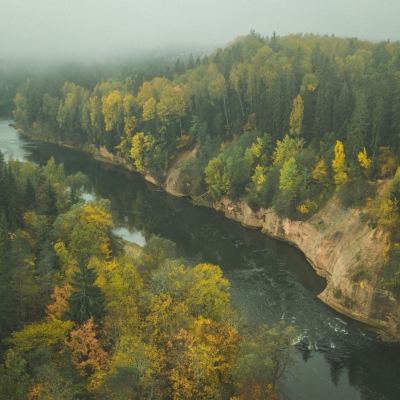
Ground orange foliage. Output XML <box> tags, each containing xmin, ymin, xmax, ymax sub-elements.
<box><xmin>66</xmin><ymin>317</ymin><xmax>108</xmax><ymax>376</ymax></box>
<box><xmin>45</xmin><ymin>284</ymin><xmax>72</xmax><ymax>320</ymax></box>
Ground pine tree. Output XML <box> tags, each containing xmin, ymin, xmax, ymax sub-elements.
<box><xmin>45</xmin><ymin>182</ymin><xmax>58</xmax><ymax>216</ymax></box>
<box><xmin>67</xmin><ymin>256</ymin><xmax>105</xmax><ymax>324</ymax></box>
<box><xmin>346</xmin><ymin>89</ymin><xmax>369</xmax><ymax>161</ymax></box>
<box><xmin>23</xmin><ymin>178</ymin><xmax>36</xmax><ymax>209</ymax></box>
<box><xmin>333</xmin><ymin>82</ymin><xmax>354</xmax><ymax>139</ymax></box>
<box><xmin>0</xmin><ymin>212</ymin><xmax>16</xmax><ymax>345</ymax></box>
<box><xmin>4</xmin><ymin>166</ymin><xmax>22</xmax><ymax>230</ymax></box>
<box><xmin>187</xmin><ymin>53</ymin><xmax>195</xmax><ymax>70</ymax></box>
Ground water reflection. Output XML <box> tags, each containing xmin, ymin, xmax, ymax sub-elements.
<box><xmin>112</xmin><ymin>226</ymin><xmax>146</xmax><ymax>247</ymax></box>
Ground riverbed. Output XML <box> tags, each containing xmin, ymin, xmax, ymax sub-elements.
<box><xmin>1</xmin><ymin>119</ymin><xmax>400</xmax><ymax>399</ymax></box>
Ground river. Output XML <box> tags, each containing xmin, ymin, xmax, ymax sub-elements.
<box><xmin>1</xmin><ymin>119</ymin><xmax>400</xmax><ymax>399</ymax></box>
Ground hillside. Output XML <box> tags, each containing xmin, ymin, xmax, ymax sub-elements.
<box><xmin>11</xmin><ymin>32</ymin><xmax>400</xmax><ymax>336</ymax></box>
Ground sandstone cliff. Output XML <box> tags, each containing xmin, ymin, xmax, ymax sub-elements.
<box><xmin>215</xmin><ymin>196</ymin><xmax>400</xmax><ymax>339</ymax></box>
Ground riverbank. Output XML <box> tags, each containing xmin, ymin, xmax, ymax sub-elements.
<box><xmin>214</xmin><ymin>196</ymin><xmax>400</xmax><ymax>340</ymax></box>
<box><xmin>90</xmin><ymin>141</ymin><xmax>400</xmax><ymax>340</ymax></box>
<box><xmin>14</xmin><ymin>125</ymin><xmax>400</xmax><ymax>340</ymax></box>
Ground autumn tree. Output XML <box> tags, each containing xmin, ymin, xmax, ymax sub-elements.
<box><xmin>66</xmin><ymin>318</ymin><xmax>108</xmax><ymax>376</ymax></box>
<box><xmin>157</xmin><ymin>85</ymin><xmax>187</xmax><ymax>135</ymax></box>
<box><xmin>279</xmin><ymin>157</ymin><xmax>299</xmax><ymax>197</ymax></box>
<box><xmin>312</xmin><ymin>158</ymin><xmax>328</xmax><ymax>185</ymax></box>
<box><xmin>358</xmin><ymin>147</ymin><xmax>372</xmax><ymax>176</ymax></box>
<box><xmin>289</xmin><ymin>94</ymin><xmax>304</xmax><ymax>140</ymax></box>
<box><xmin>332</xmin><ymin>140</ymin><xmax>348</xmax><ymax>188</ymax></box>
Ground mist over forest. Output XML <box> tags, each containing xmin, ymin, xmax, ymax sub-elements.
<box><xmin>1</xmin><ymin>0</ymin><xmax>400</xmax><ymax>62</ymax></box>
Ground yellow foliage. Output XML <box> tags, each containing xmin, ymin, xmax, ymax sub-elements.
<box><xmin>124</xmin><ymin>115</ymin><xmax>137</xmax><ymax>136</ymax></box>
<box><xmin>251</xmin><ymin>165</ymin><xmax>267</xmax><ymax>192</ymax></box>
<box><xmin>157</xmin><ymin>85</ymin><xmax>186</xmax><ymax>126</ymax></box>
<box><xmin>297</xmin><ymin>199</ymin><xmax>317</xmax><ymax>214</ymax></box>
<box><xmin>176</xmin><ymin>134</ymin><xmax>190</xmax><ymax>150</ymax></box>
<box><xmin>358</xmin><ymin>147</ymin><xmax>372</xmax><ymax>171</ymax></box>
<box><xmin>142</xmin><ymin>97</ymin><xmax>157</xmax><ymax>121</ymax></box>
<box><xmin>102</xmin><ymin>90</ymin><xmax>123</xmax><ymax>132</ymax></box>
<box><xmin>188</xmin><ymin>263</ymin><xmax>231</xmax><ymax>321</ymax></box>
<box><xmin>19</xmin><ymin>230</ymin><xmax>34</xmax><ymax>248</ymax></box>
<box><xmin>130</xmin><ymin>132</ymin><xmax>155</xmax><ymax>173</ymax></box>
<box><xmin>289</xmin><ymin>94</ymin><xmax>304</xmax><ymax>137</ymax></box>
<box><xmin>332</xmin><ymin>140</ymin><xmax>348</xmax><ymax>188</ymax></box>
<box><xmin>96</xmin><ymin>257</ymin><xmax>142</xmax><ymax>337</ymax></box>
<box><xmin>377</xmin><ymin>198</ymin><xmax>399</xmax><ymax>232</ymax></box>
<box><xmin>136</xmin><ymin>77</ymin><xmax>169</xmax><ymax>106</ymax></box>
<box><xmin>167</xmin><ymin>319</ymin><xmax>240</xmax><ymax>400</ymax></box>
<box><xmin>23</xmin><ymin>211</ymin><xmax>39</xmax><ymax>229</ymax></box>
<box><xmin>249</xmin><ymin>137</ymin><xmax>262</xmax><ymax>158</ymax></box>
<box><xmin>79</xmin><ymin>204</ymin><xmax>112</xmax><ymax>230</ymax></box>
<box><xmin>279</xmin><ymin>157</ymin><xmax>298</xmax><ymax>193</ymax></box>
<box><xmin>272</xmin><ymin>134</ymin><xmax>304</xmax><ymax>165</ymax></box>
<box><xmin>28</xmin><ymin>384</ymin><xmax>43</xmax><ymax>400</ymax></box>
<box><xmin>378</xmin><ymin>146</ymin><xmax>397</xmax><ymax>177</ymax></box>
<box><xmin>205</xmin><ymin>156</ymin><xmax>230</xmax><ymax>198</ymax></box>
<box><xmin>312</xmin><ymin>159</ymin><xmax>327</xmax><ymax>183</ymax></box>
<box><xmin>54</xmin><ymin>240</ymin><xmax>77</xmax><ymax>279</ymax></box>
<box><xmin>307</xmin><ymin>83</ymin><xmax>316</xmax><ymax>91</ymax></box>
<box><xmin>89</xmin><ymin>334</ymin><xmax>160</xmax><ymax>398</ymax></box>
<box><xmin>67</xmin><ymin>203</ymin><xmax>112</xmax><ymax>261</ymax></box>
<box><xmin>5</xmin><ymin>319</ymin><xmax>74</xmax><ymax>357</ymax></box>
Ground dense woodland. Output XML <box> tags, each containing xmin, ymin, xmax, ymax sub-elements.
<box><xmin>10</xmin><ymin>32</ymin><xmax>400</xmax><ymax>292</ymax></box>
<box><xmin>0</xmin><ymin>154</ymin><xmax>296</xmax><ymax>399</ymax></box>
<box><xmin>4</xmin><ymin>32</ymin><xmax>400</xmax><ymax>397</ymax></box>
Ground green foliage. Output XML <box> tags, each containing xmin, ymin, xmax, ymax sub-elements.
<box><xmin>0</xmin><ymin>157</ymin><xmax>301</xmax><ymax>400</ymax></box>
<box><xmin>138</xmin><ymin>235</ymin><xmax>177</xmax><ymax>278</ymax></box>
<box><xmin>337</xmin><ymin>178</ymin><xmax>375</xmax><ymax>209</ymax></box>
<box><xmin>67</xmin><ymin>262</ymin><xmax>105</xmax><ymax>325</ymax></box>
<box><xmin>232</xmin><ymin>322</ymin><xmax>297</xmax><ymax>391</ymax></box>
<box><xmin>9</xmin><ymin>33</ymin><xmax>400</xmax><ymax>225</ymax></box>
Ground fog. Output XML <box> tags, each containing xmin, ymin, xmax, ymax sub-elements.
<box><xmin>1</xmin><ymin>0</ymin><xmax>400</xmax><ymax>60</ymax></box>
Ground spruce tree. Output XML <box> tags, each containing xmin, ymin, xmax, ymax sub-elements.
<box><xmin>23</xmin><ymin>177</ymin><xmax>36</xmax><ymax>209</ymax></box>
<box><xmin>67</xmin><ymin>254</ymin><xmax>105</xmax><ymax>324</ymax></box>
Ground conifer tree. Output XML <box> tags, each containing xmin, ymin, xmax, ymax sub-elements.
<box><xmin>67</xmin><ymin>255</ymin><xmax>105</xmax><ymax>325</ymax></box>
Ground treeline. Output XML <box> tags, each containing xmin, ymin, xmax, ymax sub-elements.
<box><xmin>0</xmin><ymin>155</ymin><xmax>296</xmax><ymax>399</ymax></box>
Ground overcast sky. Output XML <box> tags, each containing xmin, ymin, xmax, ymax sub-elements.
<box><xmin>1</xmin><ymin>0</ymin><xmax>400</xmax><ymax>60</ymax></box>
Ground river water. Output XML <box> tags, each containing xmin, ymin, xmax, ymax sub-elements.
<box><xmin>1</xmin><ymin>119</ymin><xmax>400</xmax><ymax>399</ymax></box>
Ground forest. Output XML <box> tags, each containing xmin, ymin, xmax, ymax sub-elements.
<box><xmin>0</xmin><ymin>153</ymin><xmax>297</xmax><ymax>399</ymax></box>
<box><xmin>4</xmin><ymin>31</ymin><xmax>400</xmax><ymax>398</ymax></box>
<box><xmin>10</xmin><ymin>32</ymin><xmax>400</xmax><ymax>294</ymax></box>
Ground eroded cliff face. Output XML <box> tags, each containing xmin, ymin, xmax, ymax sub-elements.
<box><xmin>215</xmin><ymin>197</ymin><xmax>400</xmax><ymax>339</ymax></box>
